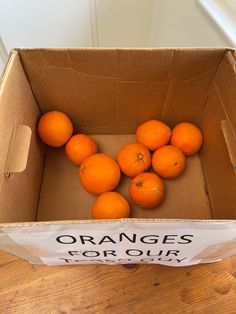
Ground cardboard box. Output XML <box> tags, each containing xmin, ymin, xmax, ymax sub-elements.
<box><xmin>0</xmin><ymin>48</ymin><xmax>236</xmax><ymax>267</ymax></box>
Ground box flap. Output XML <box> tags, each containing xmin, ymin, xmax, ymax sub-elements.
<box><xmin>0</xmin><ymin>51</ymin><xmax>45</xmax><ymax>223</ymax></box>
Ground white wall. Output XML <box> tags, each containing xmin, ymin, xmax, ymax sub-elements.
<box><xmin>148</xmin><ymin>0</ymin><xmax>231</xmax><ymax>47</ymax></box>
<box><xmin>0</xmin><ymin>0</ymin><xmax>233</xmax><ymax>62</ymax></box>
<box><xmin>0</xmin><ymin>57</ymin><xmax>5</xmax><ymax>75</ymax></box>
<box><xmin>0</xmin><ymin>37</ymin><xmax>8</xmax><ymax>74</ymax></box>
<box><xmin>95</xmin><ymin>0</ymin><xmax>154</xmax><ymax>47</ymax></box>
<box><xmin>0</xmin><ymin>0</ymin><xmax>93</xmax><ymax>52</ymax></box>
<box><xmin>95</xmin><ymin>0</ymin><xmax>232</xmax><ymax>47</ymax></box>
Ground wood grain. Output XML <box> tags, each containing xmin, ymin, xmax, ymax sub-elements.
<box><xmin>0</xmin><ymin>252</ymin><xmax>236</xmax><ymax>314</ymax></box>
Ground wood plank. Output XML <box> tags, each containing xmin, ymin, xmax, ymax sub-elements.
<box><xmin>0</xmin><ymin>251</ymin><xmax>236</xmax><ymax>313</ymax></box>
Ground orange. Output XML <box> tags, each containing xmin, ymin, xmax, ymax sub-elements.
<box><xmin>171</xmin><ymin>122</ymin><xmax>203</xmax><ymax>156</ymax></box>
<box><xmin>65</xmin><ymin>134</ymin><xmax>98</xmax><ymax>166</ymax></box>
<box><xmin>117</xmin><ymin>143</ymin><xmax>151</xmax><ymax>177</ymax></box>
<box><xmin>152</xmin><ymin>145</ymin><xmax>186</xmax><ymax>179</ymax></box>
<box><xmin>38</xmin><ymin>111</ymin><xmax>73</xmax><ymax>147</ymax></box>
<box><xmin>136</xmin><ymin>120</ymin><xmax>171</xmax><ymax>151</ymax></box>
<box><xmin>129</xmin><ymin>172</ymin><xmax>164</xmax><ymax>209</ymax></box>
<box><xmin>92</xmin><ymin>192</ymin><xmax>130</xmax><ymax>219</ymax></box>
<box><xmin>79</xmin><ymin>153</ymin><xmax>120</xmax><ymax>195</ymax></box>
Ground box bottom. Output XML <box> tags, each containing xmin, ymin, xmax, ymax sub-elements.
<box><xmin>37</xmin><ymin>135</ymin><xmax>212</xmax><ymax>221</ymax></box>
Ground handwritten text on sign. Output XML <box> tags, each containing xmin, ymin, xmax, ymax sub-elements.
<box><xmin>3</xmin><ymin>221</ymin><xmax>236</xmax><ymax>266</ymax></box>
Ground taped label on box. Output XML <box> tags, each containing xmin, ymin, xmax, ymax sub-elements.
<box><xmin>2</xmin><ymin>220</ymin><xmax>236</xmax><ymax>266</ymax></box>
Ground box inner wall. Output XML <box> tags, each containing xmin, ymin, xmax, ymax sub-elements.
<box><xmin>2</xmin><ymin>48</ymin><xmax>236</xmax><ymax>223</ymax></box>
<box><xmin>37</xmin><ymin>135</ymin><xmax>211</xmax><ymax>220</ymax></box>
<box><xmin>19</xmin><ymin>48</ymin><xmax>232</xmax><ymax>221</ymax></box>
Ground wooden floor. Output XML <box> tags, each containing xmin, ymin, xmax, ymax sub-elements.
<box><xmin>0</xmin><ymin>252</ymin><xmax>236</xmax><ymax>314</ymax></box>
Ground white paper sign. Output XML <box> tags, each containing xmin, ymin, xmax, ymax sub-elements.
<box><xmin>3</xmin><ymin>220</ymin><xmax>236</xmax><ymax>266</ymax></box>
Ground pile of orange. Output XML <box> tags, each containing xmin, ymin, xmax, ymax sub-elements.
<box><xmin>38</xmin><ymin>111</ymin><xmax>203</xmax><ymax>220</ymax></box>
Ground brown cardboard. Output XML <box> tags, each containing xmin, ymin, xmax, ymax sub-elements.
<box><xmin>19</xmin><ymin>48</ymin><xmax>225</xmax><ymax>132</ymax></box>
<box><xmin>198</xmin><ymin>50</ymin><xmax>236</xmax><ymax>219</ymax></box>
<box><xmin>38</xmin><ymin>135</ymin><xmax>211</xmax><ymax>221</ymax></box>
<box><xmin>0</xmin><ymin>47</ymin><xmax>234</xmax><ymax>222</ymax></box>
<box><xmin>4</xmin><ymin>125</ymin><xmax>32</xmax><ymax>174</ymax></box>
<box><xmin>0</xmin><ymin>47</ymin><xmax>236</xmax><ymax>266</ymax></box>
<box><xmin>221</xmin><ymin>120</ymin><xmax>236</xmax><ymax>173</ymax></box>
<box><xmin>0</xmin><ymin>51</ymin><xmax>45</xmax><ymax>223</ymax></box>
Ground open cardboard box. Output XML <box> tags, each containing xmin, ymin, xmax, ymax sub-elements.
<box><xmin>0</xmin><ymin>48</ymin><xmax>236</xmax><ymax>266</ymax></box>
